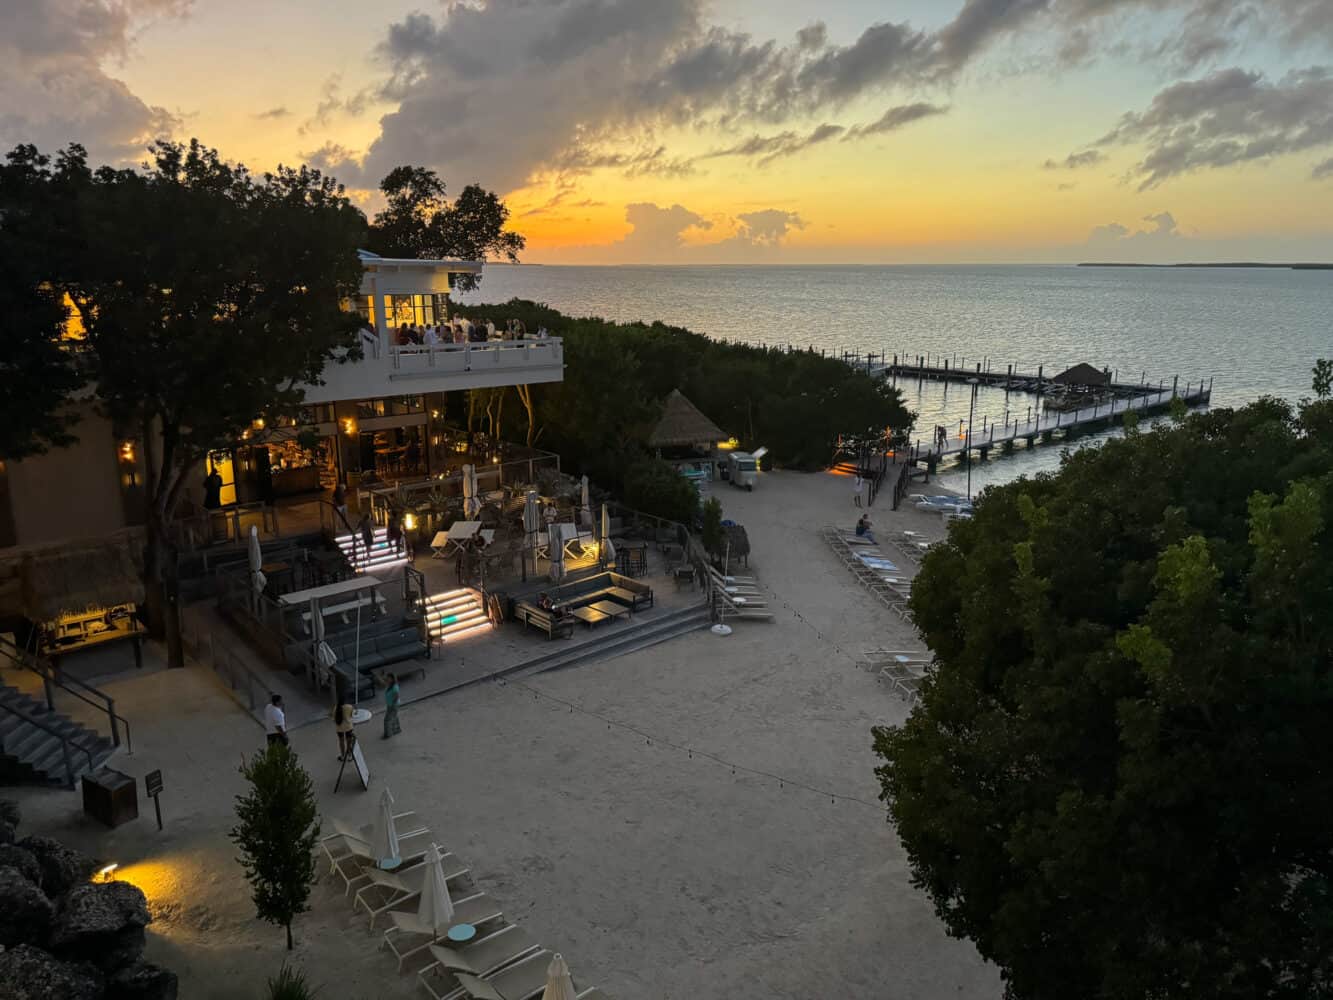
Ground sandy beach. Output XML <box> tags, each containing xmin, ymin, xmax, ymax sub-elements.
<box><xmin>8</xmin><ymin>468</ymin><xmax>997</xmax><ymax>1000</ymax></box>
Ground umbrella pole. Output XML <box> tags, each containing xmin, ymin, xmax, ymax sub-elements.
<box><xmin>351</xmin><ymin>598</ymin><xmax>372</xmax><ymax>725</ymax></box>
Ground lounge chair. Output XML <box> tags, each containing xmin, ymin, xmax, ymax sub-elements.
<box><xmin>320</xmin><ymin>811</ymin><xmax>426</xmax><ymax>870</ymax></box>
<box><xmin>453</xmin><ymin>949</ymin><xmax>554</xmax><ymax>1000</ymax></box>
<box><xmin>353</xmin><ymin>852</ymin><xmax>471</xmax><ymax>928</ymax></box>
<box><xmin>330</xmin><ymin>830</ymin><xmax>433</xmax><ymax>895</ymax></box>
<box><xmin>417</xmin><ymin>926</ymin><xmax>542</xmax><ymax>1000</ymax></box>
<box><xmin>382</xmin><ymin>892</ymin><xmax>505</xmax><ymax>972</ymax></box>
<box><xmin>577</xmin><ymin>990</ymin><xmax>613</xmax><ymax>1000</ymax></box>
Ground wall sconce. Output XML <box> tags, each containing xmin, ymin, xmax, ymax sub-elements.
<box><xmin>342</xmin><ymin>418</ymin><xmax>357</xmax><ymax>436</ymax></box>
<box><xmin>253</xmin><ymin>418</ymin><xmax>265</xmax><ymax>430</ymax></box>
<box><xmin>403</xmin><ymin>512</ymin><xmax>417</xmax><ymax>531</ymax></box>
<box><xmin>119</xmin><ymin>441</ymin><xmax>135</xmax><ymax>462</ymax></box>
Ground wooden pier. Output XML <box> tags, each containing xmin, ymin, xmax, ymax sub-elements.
<box><xmin>834</xmin><ymin>349</ymin><xmax>1213</xmax><ymax>469</ymax></box>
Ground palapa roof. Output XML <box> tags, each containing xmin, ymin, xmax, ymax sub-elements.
<box><xmin>648</xmin><ymin>389</ymin><xmax>727</xmax><ymax>449</ymax></box>
<box><xmin>1051</xmin><ymin>362</ymin><xmax>1111</xmax><ymax>387</ymax></box>
<box><xmin>20</xmin><ymin>532</ymin><xmax>144</xmax><ymax>622</ymax></box>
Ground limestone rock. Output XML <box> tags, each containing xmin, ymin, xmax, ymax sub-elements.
<box><xmin>49</xmin><ymin>882</ymin><xmax>151</xmax><ymax>972</ymax></box>
<box><xmin>0</xmin><ymin>943</ymin><xmax>105</xmax><ymax>1000</ymax></box>
<box><xmin>0</xmin><ymin>798</ymin><xmax>20</xmax><ymax>827</ymax></box>
<box><xmin>107</xmin><ymin>962</ymin><xmax>179</xmax><ymax>1000</ymax></box>
<box><xmin>19</xmin><ymin>835</ymin><xmax>95</xmax><ymax>896</ymax></box>
<box><xmin>0</xmin><ymin>819</ymin><xmax>14</xmax><ymax>846</ymax></box>
<box><xmin>0</xmin><ymin>843</ymin><xmax>43</xmax><ymax>884</ymax></box>
<box><xmin>0</xmin><ymin>865</ymin><xmax>54</xmax><ymax>947</ymax></box>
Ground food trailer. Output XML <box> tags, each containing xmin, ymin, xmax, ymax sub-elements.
<box><xmin>726</xmin><ymin>447</ymin><xmax>766</xmax><ymax>491</ymax></box>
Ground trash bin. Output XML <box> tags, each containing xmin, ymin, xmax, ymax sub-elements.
<box><xmin>82</xmin><ymin>768</ymin><xmax>139</xmax><ymax>828</ymax></box>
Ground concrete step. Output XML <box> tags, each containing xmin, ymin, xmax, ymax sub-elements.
<box><xmin>506</xmin><ymin>605</ymin><xmax>712</xmax><ymax>680</ymax></box>
<box><xmin>1</xmin><ymin>683</ymin><xmax>116</xmax><ymax>787</ymax></box>
<box><xmin>424</xmin><ymin>589</ymin><xmax>492</xmax><ymax>642</ymax></box>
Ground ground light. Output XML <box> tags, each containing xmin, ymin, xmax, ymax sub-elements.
<box><xmin>96</xmin><ymin>862</ymin><xmax>119</xmax><ymax>882</ymax></box>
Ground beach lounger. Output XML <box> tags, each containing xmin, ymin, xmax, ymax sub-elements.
<box><xmin>353</xmin><ymin>852</ymin><xmax>471</xmax><ymax>928</ymax></box>
<box><xmin>330</xmin><ymin>830</ymin><xmax>433</xmax><ymax>895</ymax></box>
<box><xmin>417</xmin><ymin>926</ymin><xmax>542</xmax><ymax>999</ymax></box>
<box><xmin>320</xmin><ymin>812</ymin><xmax>426</xmax><ymax>869</ymax></box>
<box><xmin>453</xmin><ymin>949</ymin><xmax>554</xmax><ymax>1000</ymax></box>
<box><xmin>576</xmin><ymin>990</ymin><xmax>613</xmax><ymax>1000</ymax></box>
<box><xmin>382</xmin><ymin>892</ymin><xmax>505</xmax><ymax>972</ymax></box>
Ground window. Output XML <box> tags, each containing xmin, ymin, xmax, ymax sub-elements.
<box><xmin>382</xmin><ymin>294</ymin><xmax>442</xmax><ymax>330</ymax></box>
<box><xmin>354</xmin><ymin>295</ymin><xmax>375</xmax><ymax>328</ymax></box>
<box><xmin>298</xmin><ymin>403</ymin><xmax>335</xmax><ymax>424</ymax></box>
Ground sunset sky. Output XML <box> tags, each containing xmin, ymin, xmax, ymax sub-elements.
<box><xmin>6</xmin><ymin>0</ymin><xmax>1333</xmax><ymax>263</ymax></box>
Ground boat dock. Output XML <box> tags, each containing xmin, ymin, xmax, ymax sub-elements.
<box><xmin>836</xmin><ymin>350</ymin><xmax>1213</xmax><ymax>469</ymax></box>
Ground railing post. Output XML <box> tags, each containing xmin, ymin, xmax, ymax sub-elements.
<box><xmin>108</xmin><ymin>698</ymin><xmax>120</xmax><ymax>747</ymax></box>
<box><xmin>42</xmin><ymin>672</ymin><xmax>55</xmax><ymax>711</ymax></box>
<box><xmin>61</xmin><ymin>742</ymin><xmax>74</xmax><ymax>789</ymax></box>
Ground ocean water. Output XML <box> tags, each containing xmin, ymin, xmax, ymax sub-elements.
<box><xmin>460</xmin><ymin>264</ymin><xmax>1333</xmax><ymax>492</ymax></box>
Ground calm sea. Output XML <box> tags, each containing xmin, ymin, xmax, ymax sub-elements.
<box><xmin>460</xmin><ymin>265</ymin><xmax>1333</xmax><ymax>492</ymax></box>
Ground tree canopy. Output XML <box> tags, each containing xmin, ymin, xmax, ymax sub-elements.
<box><xmin>367</xmin><ymin>166</ymin><xmax>524</xmax><ymax>291</ymax></box>
<box><xmin>15</xmin><ymin>138</ymin><xmax>367</xmax><ymax>664</ymax></box>
<box><xmin>0</xmin><ymin>146</ymin><xmax>87</xmax><ymax>459</ymax></box>
<box><xmin>874</xmin><ymin>389</ymin><xmax>1333</xmax><ymax>999</ymax></box>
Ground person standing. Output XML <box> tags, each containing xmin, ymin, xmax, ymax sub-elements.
<box><xmin>386</xmin><ymin>509</ymin><xmax>404</xmax><ymax>556</ymax></box>
<box><xmin>853</xmin><ymin>474</ymin><xmax>864</xmax><ymax>508</ymax></box>
<box><xmin>382</xmin><ymin>674</ymin><xmax>401</xmax><ymax>740</ymax></box>
<box><xmin>203</xmin><ymin>465</ymin><xmax>223</xmax><ymax>510</ymax></box>
<box><xmin>357</xmin><ymin>513</ymin><xmax>374</xmax><ymax>562</ymax></box>
<box><xmin>264</xmin><ymin>694</ymin><xmax>288</xmax><ymax>747</ymax></box>
<box><xmin>333</xmin><ymin>700</ymin><xmax>355</xmax><ymax>760</ymax></box>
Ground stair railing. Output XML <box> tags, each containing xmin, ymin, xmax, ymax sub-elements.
<box><xmin>0</xmin><ymin>635</ymin><xmax>132</xmax><ymax>755</ymax></box>
<box><xmin>0</xmin><ymin>697</ymin><xmax>96</xmax><ymax>789</ymax></box>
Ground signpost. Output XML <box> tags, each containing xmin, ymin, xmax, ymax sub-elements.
<box><xmin>144</xmin><ymin>770</ymin><xmax>164</xmax><ymax>831</ymax></box>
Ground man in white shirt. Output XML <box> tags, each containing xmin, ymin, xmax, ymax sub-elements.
<box><xmin>264</xmin><ymin>694</ymin><xmax>288</xmax><ymax>747</ymax></box>
<box><xmin>424</xmin><ymin>325</ymin><xmax>441</xmax><ymax>346</ymax></box>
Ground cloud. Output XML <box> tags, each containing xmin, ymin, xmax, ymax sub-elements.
<box><xmin>253</xmin><ymin>106</ymin><xmax>290</xmax><ymax>120</ymax></box>
<box><xmin>0</xmin><ymin>0</ymin><xmax>185</xmax><ymax>162</ymax></box>
<box><xmin>617</xmin><ymin>202</ymin><xmax>712</xmax><ymax>255</ymax></box>
<box><xmin>300</xmin><ymin>75</ymin><xmax>372</xmax><ymax>136</ymax></box>
<box><xmin>1314</xmin><ymin>157</ymin><xmax>1333</xmax><ymax>179</ymax></box>
<box><xmin>734</xmin><ymin>209</ymin><xmax>805</xmax><ymax>245</ymax></box>
<box><xmin>1086</xmin><ymin>211</ymin><xmax>1182</xmax><ymax>251</ymax></box>
<box><xmin>842</xmin><ymin>102</ymin><xmax>949</xmax><ymax>140</ymax></box>
<box><xmin>1084</xmin><ymin>66</ymin><xmax>1333</xmax><ymax>189</ymax></box>
<box><xmin>1042</xmin><ymin>149</ymin><xmax>1105</xmax><ymax>170</ymax></box>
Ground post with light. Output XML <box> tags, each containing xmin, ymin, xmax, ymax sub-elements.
<box><xmin>966</xmin><ymin>377</ymin><xmax>980</xmax><ymax>500</ymax></box>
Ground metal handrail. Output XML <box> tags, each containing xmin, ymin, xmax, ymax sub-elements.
<box><xmin>0</xmin><ymin>635</ymin><xmax>133</xmax><ymax>754</ymax></box>
<box><xmin>0</xmin><ymin>696</ymin><xmax>97</xmax><ymax>788</ymax></box>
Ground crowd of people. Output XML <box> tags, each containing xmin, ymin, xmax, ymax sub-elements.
<box><xmin>392</xmin><ymin>317</ymin><xmax>552</xmax><ymax>347</ymax></box>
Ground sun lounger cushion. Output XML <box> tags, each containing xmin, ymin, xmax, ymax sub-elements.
<box><xmin>455</xmin><ymin>950</ymin><xmax>552</xmax><ymax>1000</ymax></box>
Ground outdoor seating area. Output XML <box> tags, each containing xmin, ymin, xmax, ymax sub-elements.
<box><xmin>318</xmin><ymin>789</ymin><xmax>612</xmax><ymax>999</ymax></box>
<box><xmin>512</xmin><ymin>571</ymin><xmax>655</xmax><ymax>637</ymax></box>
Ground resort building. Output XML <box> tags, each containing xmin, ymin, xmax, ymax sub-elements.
<box><xmin>0</xmin><ymin>252</ymin><xmax>564</xmax><ymax>629</ymax></box>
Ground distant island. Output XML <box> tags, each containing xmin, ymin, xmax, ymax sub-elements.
<box><xmin>1079</xmin><ymin>262</ymin><xmax>1332</xmax><ymax>270</ymax></box>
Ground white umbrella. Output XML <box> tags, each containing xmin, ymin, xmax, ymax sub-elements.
<box><xmin>247</xmin><ymin>525</ymin><xmax>265</xmax><ymax>602</ymax></box>
<box><xmin>548</xmin><ymin>523</ymin><xmax>565</xmax><ymax>582</ymax></box>
<box><xmin>371</xmin><ymin>787</ymin><xmax>401</xmax><ymax>869</ymax></box>
<box><xmin>541</xmin><ymin>954</ymin><xmax>577</xmax><ymax>1000</ymax></box>
<box><xmin>461</xmin><ymin>463</ymin><xmax>477</xmax><ymax>518</ymax></box>
<box><xmin>523</xmin><ymin>490</ymin><xmax>541</xmax><ymax>580</ymax></box>
<box><xmin>417</xmin><ymin>842</ymin><xmax>455</xmax><ymax>938</ymax></box>
<box><xmin>599</xmin><ymin>503</ymin><xmax>615</xmax><ymax>568</ymax></box>
<box><xmin>579</xmin><ymin>475</ymin><xmax>591</xmax><ymax>528</ymax></box>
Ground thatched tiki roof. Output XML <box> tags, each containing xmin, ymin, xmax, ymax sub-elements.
<box><xmin>20</xmin><ymin>532</ymin><xmax>145</xmax><ymax>622</ymax></box>
<box><xmin>649</xmin><ymin>389</ymin><xmax>728</xmax><ymax>449</ymax></box>
<box><xmin>1052</xmin><ymin>363</ymin><xmax>1111</xmax><ymax>387</ymax></box>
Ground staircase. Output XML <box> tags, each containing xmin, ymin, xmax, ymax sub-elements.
<box><xmin>425</xmin><ymin>589</ymin><xmax>492</xmax><ymax>643</ymax></box>
<box><xmin>0</xmin><ymin>684</ymin><xmax>115</xmax><ymax>787</ymax></box>
<box><xmin>335</xmin><ymin>526</ymin><xmax>410</xmax><ymax>574</ymax></box>
<box><xmin>505</xmin><ymin>604</ymin><xmax>713</xmax><ymax>681</ymax></box>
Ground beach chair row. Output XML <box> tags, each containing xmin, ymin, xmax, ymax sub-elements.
<box><xmin>857</xmin><ymin>648</ymin><xmax>931</xmax><ymax>708</ymax></box>
<box><xmin>321</xmin><ymin>802</ymin><xmax>612</xmax><ymax>1000</ymax></box>
<box><xmin>819</xmin><ymin>527</ymin><xmax>917</xmax><ymax>623</ymax></box>
<box><xmin>708</xmin><ymin>569</ymin><xmax>775</xmax><ymax>621</ymax></box>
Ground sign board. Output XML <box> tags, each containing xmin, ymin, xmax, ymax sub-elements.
<box><xmin>350</xmin><ymin>741</ymin><xmax>370</xmax><ymax>790</ymax></box>
<box><xmin>144</xmin><ymin>769</ymin><xmax>163</xmax><ymax>798</ymax></box>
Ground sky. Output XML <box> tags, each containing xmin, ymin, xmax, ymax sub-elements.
<box><xmin>5</xmin><ymin>0</ymin><xmax>1333</xmax><ymax>264</ymax></box>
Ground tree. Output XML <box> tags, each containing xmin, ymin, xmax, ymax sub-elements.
<box><xmin>623</xmin><ymin>458</ymin><xmax>699</xmax><ymax>526</ymax></box>
<box><xmin>0</xmin><ymin>145</ymin><xmax>86</xmax><ymax>458</ymax></box>
<box><xmin>230</xmin><ymin>744</ymin><xmax>321</xmax><ymax>951</ymax></box>
<box><xmin>1312</xmin><ymin>358</ymin><xmax>1332</xmax><ymax>400</ymax></box>
<box><xmin>873</xmin><ymin>397</ymin><xmax>1333</xmax><ymax>1000</ymax></box>
<box><xmin>700</xmin><ymin>497</ymin><xmax>724</xmax><ymax>558</ymax></box>
<box><xmin>367</xmin><ymin>167</ymin><xmax>523</xmax><ymax>290</ymax></box>
<box><xmin>29</xmin><ymin>140</ymin><xmax>367</xmax><ymax>667</ymax></box>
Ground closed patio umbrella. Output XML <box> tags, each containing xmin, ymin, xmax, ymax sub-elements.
<box><xmin>579</xmin><ymin>475</ymin><xmax>591</xmax><ymax>528</ymax></box>
<box><xmin>599</xmin><ymin>503</ymin><xmax>615</xmax><ymax>569</ymax></box>
<box><xmin>371</xmin><ymin>787</ymin><xmax>401</xmax><ymax>869</ymax></box>
<box><xmin>541</xmin><ymin>954</ymin><xmax>577</xmax><ymax>1000</ymax></box>
<box><xmin>247</xmin><ymin>525</ymin><xmax>265</xmax><ymax>604</ymax></box>
<box><xmin>417</xmin><ymin>842</ymin><xmax>455</xmax><ymax>939</ymax></box>
<box><xmin>461</xmin><ymin>464</ymin><xmax>477</xmax><ymax>518</ymax></box>
<box><xmin>548</xmin><ymin>523</ymin><xmax>565</xmax><ymax>582</ymax></box>
<box><xmin>523</xmin><ymin>490</ymin><xmax>540</xmax><ymax>580</ymax></box>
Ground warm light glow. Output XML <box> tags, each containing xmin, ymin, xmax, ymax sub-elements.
<box><xmin>492</xmin><ymin>455</ymin><xmax>500</xmax><ymax>463</ymax></box>
<box><xmin>253</xmin><ymin>418</ymin><xmax>265</xmax><ymax>430</ymax></box>
<box><xmin>119</xmin><ymin>441</ymin><xmax>135</xmax><ymax>462</ymax></box>
<box><xmin>403</xmin><ymin>512</ymin><xmax>417</xmax><ymax>531</ymax></box>
<box><xmin>342</xmin><ymin>418</ymin><xmax>357</xmax><ymax>436</ymax></box>
<box><xmin>717</xmin><ymin>437</ymin><xmax>740</xmax><ymax>451</ymax></box>
<box><xmin>96</xmin><ymin>863</ymin><xmax>119</xmax><ymax>882</ymax></box>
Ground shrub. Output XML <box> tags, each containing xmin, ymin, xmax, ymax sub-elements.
<box><xmin>623</xmin><ymin>458</ymin><xmax>699</xmax><ymax>526</ymax></box>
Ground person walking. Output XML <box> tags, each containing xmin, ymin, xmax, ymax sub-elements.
<box><xmin>357</xmin><ymin>513</ymin><xmax>374</xmax><ymax>565</ymax></box>
<box><xmin>333</xmin><ymin>700</ymin><xmax>355</xmax><ymax>760</ymax></box>
<box><xmin>264</xmin><ymin>694</ymin><xmax>288</xmax><ymax>747</ymax></box>
<box><xmin>382</xmin><ymin>674</ymin><xmax>401</xmax><ymax>740</ymax></box>
<box><xmin>386</xmin><ymin>509</ymin><xmax>404</xmax><ymax>556</ymax></box>
<box><xmin>853</xmin><ymin>474</ymin><xmax>864</xmax><ymax>508</ymax></box>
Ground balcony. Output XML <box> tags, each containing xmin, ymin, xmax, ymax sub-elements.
<box><xmin>300</xmin><ymin>334</ymin><xmax>564</xmax><ymax>405</ymax></box>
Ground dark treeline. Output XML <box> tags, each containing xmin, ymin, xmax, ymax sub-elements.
<box><xmin>462</xmin><ymin>299</ymin><xmax>915</xmax><ymax>520</ymax></box>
